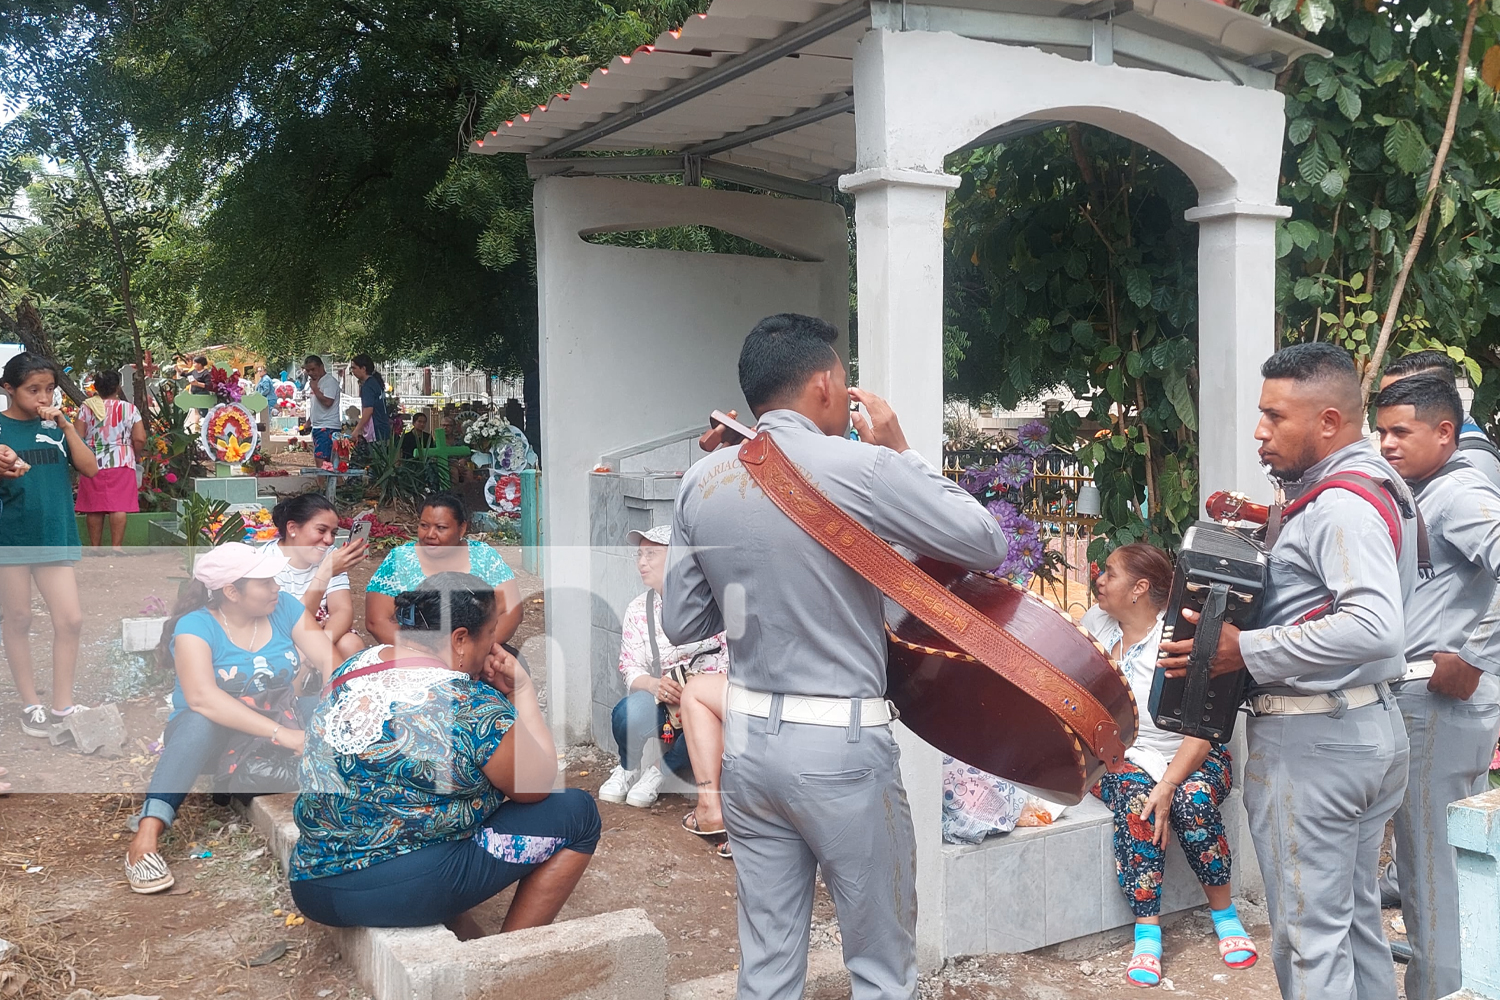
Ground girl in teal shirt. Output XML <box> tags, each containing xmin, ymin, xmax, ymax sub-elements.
<box><xmin>0</xmin><ymin>353</ymin><xmax>99</xmax><ymax>739</ymax></box>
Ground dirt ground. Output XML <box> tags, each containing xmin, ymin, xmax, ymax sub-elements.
<box><xmin>0</xmin><ymin>542</ymin><xmax>1412</xmax><ymax>998</ymax></box>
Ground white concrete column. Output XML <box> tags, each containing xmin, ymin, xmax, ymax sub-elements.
<box><xmin>1186</xmin><ymin>201</ymin><xmax>1290</xmax><ymax>506</ymax></box>
<box><xmin>839</xmin><ymin>168</ymin><xmax>960</xmax><ymax>460</ymax></box>
<box><xmin>839</xmin><ymin>166</ymin><xmax>958</xmax><ymax>972</ymax></box>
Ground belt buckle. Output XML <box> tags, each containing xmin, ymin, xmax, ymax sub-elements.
<box><xmin>885</xmin><ymin>699</ymin><xmax>900</xmax><ymax>723</ymax></box>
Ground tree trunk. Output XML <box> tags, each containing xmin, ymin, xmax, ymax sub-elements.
<box><xmin>1361</xmin><ymin>0</ymin><xmax>1481</xmax><ymax>402</ymax></box>
<box><xmin>64</xmin><ymin>121</ymin><xmax>151</xmax><ymax>416</ymax></box>
<box><xmin>0</xmin><ymin>298</ymin><xmax>85</xmax><ymax>402</ymax></box>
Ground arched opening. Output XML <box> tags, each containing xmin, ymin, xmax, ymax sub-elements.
<box><xmin>941</xmin><ymin>119</ymin><xmax>1203</xmax><ymax>579</ymax></box>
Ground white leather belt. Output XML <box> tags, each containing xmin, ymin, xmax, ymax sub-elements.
<box><xmin>727</xmin><ymin>685</ymin><xmax>897</xmax><ymax>728</ymax></box>
<box><xmin>1400</xmin><ymin>659</ymin><xmax>1436</xmax><ymax>682</ymax></box>
<box><xmin>1248</xmin><ymin>683</ymin><xmax>1382</xmax><ymax>717</ymax></box>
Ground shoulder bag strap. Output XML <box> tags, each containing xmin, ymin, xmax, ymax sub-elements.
<box><xmin>645</xmin><ymin>590</ymin><xmax>664</xmax><ymax>676</ymax></box>
<box><xmin>321</xmin><ymin>654</ymin><xmax>451</xmax><ymax>697</ymax></box>
<box><xmin>1280</xmin><ymin>470</ymin><xmax>1432</xmax><ymax>577</ymax></box>
<box><xmin>738</xmin><ymin>432</ymin><xmax>1127</xmax><ymax>768</ymax></box>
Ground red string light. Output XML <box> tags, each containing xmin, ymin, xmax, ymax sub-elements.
<box><xmin>697</xmin><ymin>11</ymin><xmax>707</xmax><ymax>17</ymax></box>
<box><xmin>669</xmin><ymin>28</ymin><xmax>681</xmax><ymax>38</ymax></box>
<box><xmin>476</xmin><ymin>139</ymin><xmax>484</xmax><ymax>147</ymax></box>
<box><xmin>600</xmin><ymin>68</ymin><xmax>609</xmax><ymax>74</ymax></box>
<box><xmin>538</xmin><ymin>104</ymin><xmax>547</xmax><ymax>112</ymax></box>
<box><xmin>581</xmin><ymin>82</ymin><xmax>590</xmax><ymax>88</ymax></box>
<box><xmin>620</xmin><ymin>55</ymin><xmax>631</xmax><ymax>63</ymax></box>
<box><xmin>521</xmin><ymin>113</ymin><xmax>531</xmax><ymax>121</ymax></box>
<box><xmin>505</xmin><ymin>120</ymin><xmax>514</xmax><ymax>127</ymax></box>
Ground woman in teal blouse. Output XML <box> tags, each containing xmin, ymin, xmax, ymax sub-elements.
<box><xmin>365</xmin><ymin>492</ymin><xmax>521</xmax><ymax>646</ymax></box>
<box><xmin>291</xmin><ymin>572</ymin><xmax>599</xmax><ymax>936</ymax></box>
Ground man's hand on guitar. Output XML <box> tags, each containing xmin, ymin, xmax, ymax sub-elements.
<box><xmin>848</xmin><ymin>388</ymin><xmax>909</xmax><ymax>453</ymax></box>
<box><xmin>699</xmin><ymin>409</ymin><xmax>740</xmax><ymax>453</ymax></box>
<box><xmin>1158</xmin><ymin>608</ymin><xmax>1246</xmax><ymax>678</ymax></box>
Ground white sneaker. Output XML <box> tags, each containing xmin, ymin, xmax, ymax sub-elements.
<box><xmin>598</xmin><ymin>765</ymin><xmax>638</xmax><ymax>804</ymax></box>
<box><xmin>625</xmin><ymin>765</ymin><xmax>664</xmax><ymax>808</ymax></box>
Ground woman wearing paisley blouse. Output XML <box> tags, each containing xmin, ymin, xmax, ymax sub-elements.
<box><xmin>364</xmin><ymin>492</ymin><xmax>522</xmax><ymax>647</ymax></box>
<box><xmin>290</xmin><ymin>573</ymin><xmax>599</xmax><ymax>937</ymax></box>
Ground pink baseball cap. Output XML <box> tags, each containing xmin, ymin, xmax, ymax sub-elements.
<box><xmin>193</xmin><ymin>542</ymin><xmax>288</xmax><ymax>591</ymax></box>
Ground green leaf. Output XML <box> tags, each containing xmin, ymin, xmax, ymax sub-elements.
<box><xmin>1372</xmin><ymin>61</ymin><xmax>1404</xmax><ymax>86</ymax></box>
<box><xmin>1276</xmin><ymin>225</ymin><xmax>1293</xmax><ymax>258</ymax></box>
<box><xmin>1288</xmin><ymin>118</ymin><xmax>1315</xmax><ymax>145</ymax></box>
<box><xmin>1106</xmin><ymin>367</ymin><xmax>1125</xmax><ymax>403</ymax></box>
<box><xmin>1439</xmin><ymin>193</ymin><xmax>1457</xmax><ymax>230</ymax></box>
<box><xmin>1372</xmin><ymin>113</ymin><xmax>1397</xmax><ymax>126</ymax></box>
<box><xmin>1163</xmin><ymin>370</ymin><xmax>1198</xmax><ymax>432</ymax></box>
<box><xmin>1360</xmin><ymin>310</ymin><xmax>1378</xmax><ymax>324</ymax></box>
<box><xmin>1298</xmin><ymin>143</ymin><xmax>1329</xmax><ymax>185</ymax></box>
<box><xmin>1126</xmin><ymin>350</ymin><xmax>1145</xmax><ymax>378</ymax></box>
<box><xmin>1299</xmin><ymin>0</ymin><xmax>1333</xmax><ymax>34</ymax></box>
<box><xmin>1134</xmin><ymin>441</ymin><xmax>1149</xmax><ymax>455</ymax></box>
<box><xmin>1319</xmin><ymin>169</ymin><xmax>1345</xmax><ymax>197</ymax></box>
<box><xmin>1384</xmin><ymin>119</ymin><xmax>1430</xmax><ymax>175</ymax></box>
<box><xmin>1335</xmin><ymin>85</ymin><xmax>1361</xmax><ymax>121</ymax></box>
<box><xmin>1287</xmin><ymin>219</ymin><xmax>1320</xmax><ymax>249</ymax></box>
<box><xmin>1368</xmin><ymin>207</ymin><xmax>1392</xmax><ymax>230</ymax></box>
<box><xmin>1293</xmin><ymin>276</ymin><xmax>1319</xmax><ymax>300</ymax></box>
<box><xmin>1098</xmin><ymin>343</ymin><xmax>1123</xmax><ymax>363</ymax></box>
<box><xmin>1072</xmin><ymin>320</ymin><xmax>1097</xmax><ymax>347</ymax></box>
<box><xmin>1316</xmin><ymin>74</ymin><xmax>1340</xmax><ymax>101</ymax></box>
<box><xmin>1123</xmin><ymin>268</ymin><xmax>1152</xmax><ymax>307</ymax></box>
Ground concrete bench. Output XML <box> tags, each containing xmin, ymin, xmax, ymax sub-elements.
<box><xmin>244</xmin><ymin>794</ymin><xmax>668</xmax><ymax>1000</ymax></box>
<box><xmin>941</xmin><ymin>778</ymin><xmax>1255</xmax><ymax>956</ymax></box>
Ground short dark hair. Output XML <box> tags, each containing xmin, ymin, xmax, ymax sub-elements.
<box><xmin>1260</xmin><ymin>342</ymin><xmax>1361</xmax><ymax>412</ymax></box>
<box><xmin>393</xmin><ymin>572</ymin><xmax>497</xmax><ymax>642</ymax></box>
<box><xmin>1374</xmin><ymin>374</ymin><xmax>1463</xmax><ymax>430</ymax></box>
<box><xmin>350</xmin><ymin>353</ymin><xmax>375</xmax><ymax>373</ymax></box>
<box><xmin>303</xmin><ymin>355</ymin><xmax>324</xmax><ymax>368</ymax></box>
<box><xmin>193</xmin><ymin>356</ymin><xmax>208</xmax><ymax>366</ymax></box>
<box><xmin>1384</xmin><ymin>350</ymin><xmax>1457</xmax><ymax>388</ymax></box>
<box><xmin>419</xmin><ymin>491</ymin><xmax>467</xmax><ymax>526</ymax></box>
<box><xmin>93</xmin><ymin>370</ymin><xmax>123</xmax><ymax>398</ymax></box>
<box><xmin>1</xmin><ymin>352</ymin><xmax>58</xmax><ymax>389</ymax></box>
<box><xmin>738</xmin><ymin>313</ymin><xmax>841</xmax><ymax>412</ymax></box>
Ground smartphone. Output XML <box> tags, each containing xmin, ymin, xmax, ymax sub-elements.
<box><xmin>351</xmin><ymin>520</ymin><xmax>372</xmax><ymax>544</ymax></box>
<box><xmin>709</xmin><ymin>409</ymin><xmax>757</xmax><ymax>446</ymax></box>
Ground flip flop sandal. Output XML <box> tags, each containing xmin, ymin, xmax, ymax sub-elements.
<box><xmin>682</xmin><ymin>810</ymin><xmax>727</xmax><ymax>838</ymax></box>
<box><xmin>125</xmin><ymin>851</ymin><xmax>175</xmax><ymax>894</ymax></box>
<box><xmin>715</xmin><ymin>840</ymin><xmax>733</xmax><ymax>860</ymax></box>
<box><xmin>1125</xmin><ymin>952</ymin><xmax>1161</xmax><ymax>988</ymax></box>
<box><xmin>1219</xmin><ymin>935</ymin><xmax>1258</xmax><ymax>969</ymax></box>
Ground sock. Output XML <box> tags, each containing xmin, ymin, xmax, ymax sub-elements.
<box><xmin>1211</xmin><ymin>903</ymin><xmax>1254</xmax><ymax>965</ymax></box>
<box><xmin>1129</xmin><ymin>923</ymin><xmax>1162</xmax><ymax>985</ymax></box>
<box><xmin>52</xmin><ymin>705</ymin><xmax>76</xmax><ymax>717</ymax></box>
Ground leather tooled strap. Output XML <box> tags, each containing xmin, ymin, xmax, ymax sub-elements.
<box><xmin>737</xmin><ymin>432</ymin><xmax>1128</xmax><ymax>768</ymax></box>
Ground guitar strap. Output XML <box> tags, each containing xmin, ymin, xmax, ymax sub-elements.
<box><xmin>737</xmin><ymin>431</ymin><xmax>1128</xmax><ymax>768</ymax></box>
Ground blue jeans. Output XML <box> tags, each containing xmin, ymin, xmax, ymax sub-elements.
<box><xmin>290</xmin><ymin>788</ymin><xmax>601</xmax><ymax>927</ymax></box>
<box><xmin>611</xmin><ymin>689</ymin><xmax>690</xmax><ymax>775</ymax></box>
<box><xmin>134</xmin><ymin>696</ymin><xmax>319</xmax><ymax>828</ymax></box>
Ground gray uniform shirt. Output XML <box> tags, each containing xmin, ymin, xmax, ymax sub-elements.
<box><xmin>1406</xmin><ymin>460</ymin><xmax>1500</xmax><ymax>677</ymax></box>
<box><xmin>662</xmin><ymin>408</ymin><xmax>1009</xmax><ymax>700</ymax></box>
<box><xmin>1239</xmin><ymin>439</ymin><xmax>1417</xmax><ymax>693</ymax></box>
<box><xmin>1457</xmin><ymin>414</ymin><xmax>1500</xmax><ymax>491</ymax></box>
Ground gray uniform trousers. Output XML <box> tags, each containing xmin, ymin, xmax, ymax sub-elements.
<box><xmin>1244</xmin><ymin>698</ymin><xmax>1409</xmax><ymax>1000</ymax></box>
<box><xmin>1391</xmin><ymin>680</ymin><xmax>1500</xmax><ymax>1000</ymax></box>
<box><xmin>720</xmin><ymin>705</ymin><xmax>917</xmax><ymax>1000</ymax></box>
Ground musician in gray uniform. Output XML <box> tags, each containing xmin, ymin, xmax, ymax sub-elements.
<box><xmin>1161</xmin><ymin>343</ymin><xmax>1415</xmax><ymax>1000</ymax></box>
<box><xmin>1374</xmin><ymin>375</ymin><xmax>1500</xmax><ymax>1000</ymax></box>
<box><xmin>662</xmin><ymin>313</ymin><xmax>1007</xmax><ymax>1000</ymax></box>
<box><xmin>1381</xmin><ymin>350</ymin><xmax>1500</xmax><ymax>489</ymax></box>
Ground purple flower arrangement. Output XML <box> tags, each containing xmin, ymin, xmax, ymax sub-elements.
<box><xmin>1016</xmin><ymin>419</ymin><xmax>1051</xmax><ymax>456</ymax></box>
<box><xmin>963</xmin><ymin>452</ymin><xmax>1045</xmax><ymax>584</ymax></box>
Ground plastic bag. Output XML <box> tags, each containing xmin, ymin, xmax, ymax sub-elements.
<box><xmin>941</xmin><ymin>756</ymin><xmax>1028</xmax><ymax>845</ymax></box>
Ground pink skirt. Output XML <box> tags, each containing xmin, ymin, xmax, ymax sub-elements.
<box><xmin>75</xmin><ymin>466</ymin><xmax>140</xmax><ymax>513</ymax></box>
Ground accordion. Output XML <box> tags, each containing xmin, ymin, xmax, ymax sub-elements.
<box><xmin>1148</xmin><ymin>521</ymin><xmax>1268</xmax><ymax>743</ymax></box>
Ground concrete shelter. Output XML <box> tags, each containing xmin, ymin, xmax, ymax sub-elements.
<box><xmin>472</xmin><ymin>0</ymin><xmax>1326</xmax><ymax>965</ymax></box>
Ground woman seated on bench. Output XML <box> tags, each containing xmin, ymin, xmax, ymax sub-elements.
<box><xmin>290</xmin><ymin>572</ymin><xmax>599</xmax><ymax>937</ymax></box>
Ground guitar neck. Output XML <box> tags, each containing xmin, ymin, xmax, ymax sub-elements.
<box><xmin>1205</xmin><ymin>491</ymin><xmax>1270</xmax><ymax>525</ymax></box>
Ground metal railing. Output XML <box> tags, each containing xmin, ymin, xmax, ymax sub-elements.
<box><xmin>944</xmin><ymin>451</ymin><xmax>1098</xmax><ymax>617</ymax></box>
<box><xmin>337</xmin><ymin>362</ymin><xmax>523</xmax><ymax>405</ymax></box>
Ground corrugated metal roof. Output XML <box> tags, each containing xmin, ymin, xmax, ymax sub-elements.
<box><xmin>471</xmin><ymin>0</ymin><xmax>1327</xmax><ymax>185</ymax></box>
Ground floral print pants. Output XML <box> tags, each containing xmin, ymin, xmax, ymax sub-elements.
<box><xmin>1094</xmin><ymin>744</ymin><xmax>1234</xmax><ymax>918</ymax></box>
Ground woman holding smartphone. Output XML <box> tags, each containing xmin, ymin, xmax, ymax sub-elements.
<box><xmin>269</xmin><ymin>494</ymin><xmax>369</xmax><ymax>661</ymax></box>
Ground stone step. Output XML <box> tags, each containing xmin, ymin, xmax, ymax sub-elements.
<box><xmin>669</xmin><ymin>947</ymin><xmax>850</xmax><ymax>1000</ymax></box>
<box><xmin>241</xmin><ymin>793</ymin><xmax>670</xmax><ymax>1000</ymax></box>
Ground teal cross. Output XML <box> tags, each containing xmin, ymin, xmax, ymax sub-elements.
<box><xmin>414</xmin><ymin>429</ymin><xmax>472</xmax><ymax>489</ymax></box>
